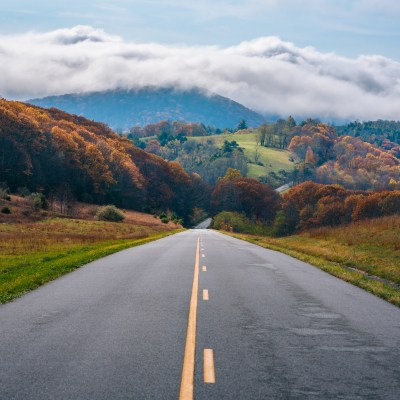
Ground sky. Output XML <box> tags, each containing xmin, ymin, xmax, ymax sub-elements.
<box><xmin>1</xmin><ymin>0</ymin><xmax>400</xmax><ymax>120</ymax></box>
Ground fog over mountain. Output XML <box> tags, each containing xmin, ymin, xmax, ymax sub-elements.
<box><xmin>1</xmin><ymin>25</ymin><xmax>400</xmax><ymax>121</ymax></box>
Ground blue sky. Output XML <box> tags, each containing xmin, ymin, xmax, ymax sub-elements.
<box><xmin>1</xmin><ymin>0</ymin><xmax>400</xmax><ymax>59</ymax></box>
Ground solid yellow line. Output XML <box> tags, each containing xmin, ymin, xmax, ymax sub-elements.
<box><xmin>179</xmin><ymin>238</ymin><xmax>200</xmax><ymax>400</ymax></box>
<box><xmin>203</xmin><ymin>289</ymin><xmax>209</xmax><ymax>301</ymax></box>
<box><xmin>202</xmin><ymin>266</ymin><xmax>207</xmax><ymax>272</ymax></box>
<box><xmin>204</xmin><ymin>349</ymin><xmax>216</xmax><ymax>384</ymax></box>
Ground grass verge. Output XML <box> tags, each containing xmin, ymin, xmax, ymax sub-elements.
<box><xmin>0</xmin><ymin>217</ymin><xmax>183</xmax><ymax>304</ymax></box>
<box><xmin>221</xmin><ymin>217</ymin><xmax>400</xmax><ymax>307</ymax></box>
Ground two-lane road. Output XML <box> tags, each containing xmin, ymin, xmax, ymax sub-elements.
<box><xmin>1</xmin><ymin>230</ymin><xmax>399</xmax><ymax>399</ymax></box>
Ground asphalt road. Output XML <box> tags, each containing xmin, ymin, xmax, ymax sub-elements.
<box><xmin>194</xmin><ymin>218</ymin><xmax>212</xmax><ymax>229</ymax></box>
<box><xmin>1</xmin><ymin>230</ymin><xmax>399</xmax><ymax>399</ymax></box>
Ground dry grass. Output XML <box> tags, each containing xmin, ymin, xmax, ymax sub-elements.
<box><xmin>294</xmin><ymin>216</ymin><xmax>400</xmax><ymax>284</ymax></box>
<box><xmin>0</xmin><ymin>216</ymin><xmax>178</xmax><ymax>255</ymax></box>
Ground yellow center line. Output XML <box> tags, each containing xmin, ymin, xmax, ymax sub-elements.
<box><xmin>179</xmin><ymin>238</ymin><xmax>200</xmax><ymax>400</ymax></box>
<box><xmin>204</xmin><ymin>349</ymin><xmax>216</xmax><ymax>384</ymax></box>
<box><xmin>203</xmin><ymin>289</ymin><xmax>209</xmax><ymax>301</ymax></box>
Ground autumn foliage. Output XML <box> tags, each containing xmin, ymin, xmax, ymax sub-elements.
<box><xmin>0</xmin><ymin>100</ymin><xmax>208</xmax><ymax>223</ymax></box>
<box><xmin>288</xmin><ymin>122</ymin><xmax>400</xmax><ymax>190</ymax></box>
<box><xmin>276</xmin><ymin>181</ymin><xmax>400</xmax><ymax>235</ymax></box>
<box><xmin>211</xmin><ymin>169</ymin><xmax>281</xmax><ymax>223</ymax></box>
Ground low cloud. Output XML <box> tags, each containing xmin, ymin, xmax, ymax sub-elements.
<box><xmin>1</xmin><ymin>25</ymin><xmax>399</xmax><ymax>121</ymax></box>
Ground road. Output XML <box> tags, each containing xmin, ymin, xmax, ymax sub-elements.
<box><xmin>276</xmin><ymin>182</ymin><xmax>293</xmax><ymax>193</ymax></box>
<box><xmin>1</xmin><ymin>230</ymin><xmax>399</xmax><ymax>399</ymax></box>
<box><xmin>194</xmin><ymin>218</ymin><xmax>212</xmax><ymax>229</ymax></box>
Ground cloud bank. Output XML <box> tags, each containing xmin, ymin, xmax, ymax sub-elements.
<box><xmin>1</xmin><ymin>25</ymin><xmax>399</xmax><ymax>120</ymax></box>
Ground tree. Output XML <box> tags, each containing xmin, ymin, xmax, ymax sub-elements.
<box><xmin>212</xmin><ymin>170</ymin><xmax>281</xmax><ymax>223</ymax></box>
<box><xmin>305</xmin><ymin>146</ymin><xmax>317</xmax><ymax>165</ymax></box>
<box><xmin>237</xmin><ymin>119</ymin><xmax>247</xmax><ymax>131</ymax></box>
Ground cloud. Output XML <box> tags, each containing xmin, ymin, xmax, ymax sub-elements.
<box><xmin>0</xmin><ymin>25</ymin><xmax>400</xmax><ymax>121</ymax></box>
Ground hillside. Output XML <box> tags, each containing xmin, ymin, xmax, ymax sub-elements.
<box><xmin>336</xmin><ymin>120</ymin><xmax>400</xmax><ymax>156</ymax></box>
<box><xmin>28</xmin><ymin>88</ymin><xmax>266</xmax><ymax>130</ymax></box>
<box><xmin>0</xmin><ymin>99</ymin><xmax>209</xmax><ymax>224</ymax></box>
<box><xmin>192</xmin><ymin>132</ymin><xmax>293</xmax><ymax>177</ymax></box>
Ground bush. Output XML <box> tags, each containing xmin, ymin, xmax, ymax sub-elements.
<box><xmin>272</xmin><ymin>210</ymin><xmax>291</xmax><ymax>237</ymax></box>
<box><xmin>160</xmin><ymin>216</ymin><xmax>169</xmax><ymax>224</ymax></box>
<box><xmin>1</xmin><ymin>207</ymin><xmax>11</xmax><ymax>214</ymax></box>
<box><xmin>29</xmin><ymin>193</ymin><xmax>48</xmax><ymax>211</ymax></box>
<box><xmin>96</xmin><ymin>205</ymin><xmax>125</xmax><ymax>222</ymax></box>
<box><xmin>212</xmin><ymin>211</ymin><xmax>271</xmax><ymax>235</ymax></box>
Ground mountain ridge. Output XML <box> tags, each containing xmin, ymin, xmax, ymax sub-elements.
<box><xmin>28</xmin><ymin>87</ymin><xmax>267</xmax><ymax>130</ymax></box>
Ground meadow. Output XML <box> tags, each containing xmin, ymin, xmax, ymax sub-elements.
<box><xmin>229</xmin><ymin>215</ymin><xmax>400</xmax><ymax>306</ymax></box>
<box><xmin>190</xmin><ymin>132</ymin><xmax>294</xmax><ymax>179</ymax></box>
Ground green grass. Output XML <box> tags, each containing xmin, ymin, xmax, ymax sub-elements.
<box><xmin>0</xmin><ymin>218</ymin><xmax>183</xmax><ymax>303</ymax></box>
<box><xmin>219</xmin><ymin>215</ymin><xmax>400</xmax><ymax>307</ymax></box>
<box><xmin>190</xmin><ymin>133</ymin><xmax>294</xmax><ymax>179</ymax></box>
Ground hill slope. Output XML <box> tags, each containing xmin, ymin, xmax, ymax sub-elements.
<box><xmin>0</xmin><ymin>99</ymin><xmax>208</xmax><ymax>222</ymax></box>
<box><xmin>28</xmin><ymin>88</ymin><xmax>266</xmax><ymax>129</ymax></box>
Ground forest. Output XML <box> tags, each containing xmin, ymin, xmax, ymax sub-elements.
<box><xmin>1</xmin><ymin>99</ymin><xmax>399</xmax><ymax>233</ymax></box>
<box><xmin>125</xmin><ymin>117</ymin><xmax>400</xmax><ymax>191</ymax></box>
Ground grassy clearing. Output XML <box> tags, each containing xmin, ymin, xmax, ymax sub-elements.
<box><xmin>0</xmin><ymin>216</ymin><xmax>183</xmax><ymax>303</ymax></box>
<box><xmin>190</xmin><ymin>132</ymin><xmax>294</xmax><ymax>179</ymax></box>
<box><xmin>223</xmin><ymin>215</ymin><xmax>400</xmax><ymax>307</ymax></box>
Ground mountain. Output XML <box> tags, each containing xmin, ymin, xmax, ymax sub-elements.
<box><xmin>0</xmin><ymin>99</ymin><xmax>209</xmax><ymax>223</ymax></box>
<box><xmin>28</xmin><ymin>88</ymin><xmax>266</xmax><ymax>130</ymax></box>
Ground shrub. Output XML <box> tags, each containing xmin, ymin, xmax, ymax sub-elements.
<box><xmin>272</xmin><ymin>210</ymin><xmax>291</xmax><ymax>237</ymax></box>
<box><xmin>1</xmin><ymin>207</ymin><xmax>11</xmax><ymax>214</ymax></box>
<box><xmin>29</xmin><ymin>193</ymin><xmax>48</xmax><ymax>211</ymax></box>
<box><xmin>212</xmin><ymin>211</ymin><xmax>271</xmax><ymax>235</ymax></box>
<box><xmin>96</xmin><ymin>205</ymin><xmax>125</xmax><ymax>222</ymax></box>
<box><xmin>379</xmin><ymin>192</ymin><xmax>400</xmax><ymax>216</ymax></box>
<box><xmin>161</xmin><ymin>216</ymin><xmax>169</xmax><ymax>224</ymax></box>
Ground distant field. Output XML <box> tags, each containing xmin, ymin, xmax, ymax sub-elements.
<box><xmin>0</xmin><ymin>211</ymin><xmax>182</xmax><ymax>303</ymax></box>
<box><xmin>190</xmin><ymin>132</ymin><xmax>294</xmax><ymax>179</ymax></box>
<box><xmin>228</xmin><ymin>215</ymin><xmax>400</xmax><ymax>307</ymax></box>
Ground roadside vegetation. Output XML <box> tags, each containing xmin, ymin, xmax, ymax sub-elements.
<box><xmin>218</xmin><ymin>215</ymin><xmax>400</xmax><ymax>306</ymax></box>
<box><xmin>0</xmin><ymin>197</ymin><xmax>182</xmax><ymax>304</ymax></box>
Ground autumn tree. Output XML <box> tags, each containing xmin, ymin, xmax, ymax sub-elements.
<box><xmin>212</xmin><ymin>169</ymin><xmax>281</xmax><ymax>223</ymax></box>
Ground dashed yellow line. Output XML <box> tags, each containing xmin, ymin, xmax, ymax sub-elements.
<box><xmin>179</xmin><ymin>238</ymin><xmax>200</xmax><ymax>400</ymax></box>
<box><xmin>204</xmin><ymin>349</ymin><xmax>216</xmax><ymax>384</ymax></box>
<box><xmin>203</xmin><ymin>289</ymin><xmax>209</xmax><ymax>301</ymax></box>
